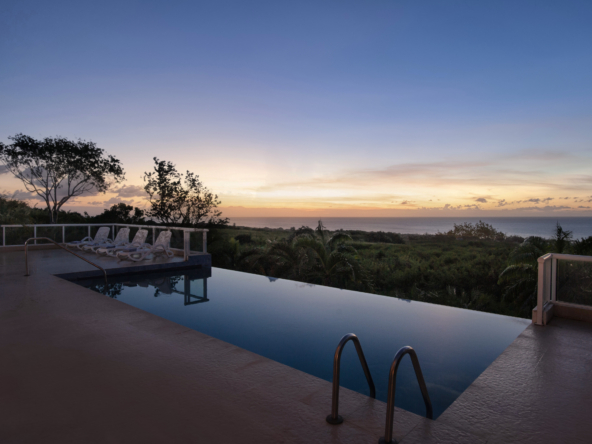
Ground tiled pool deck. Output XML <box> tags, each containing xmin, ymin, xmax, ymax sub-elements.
<box><xmin>1</xmin><ymin>248</ymin><xmax>592</xmax><ymax>443</ymax></box>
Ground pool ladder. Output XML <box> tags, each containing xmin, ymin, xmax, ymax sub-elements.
<box><xmin>326</xmin><ymin>333</ymin><xmax>376</xmax><ymax>425</ymax></box>
<box><xmin>326</xmin><ymin>333</ymin><xmax>433</xmax><ymax>444</ymax></box>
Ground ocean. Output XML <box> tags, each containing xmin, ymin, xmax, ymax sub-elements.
<box><xmin>228</xmin><ymin>217</ymin><xmax>592</xmax><ymax>239</ymax></box>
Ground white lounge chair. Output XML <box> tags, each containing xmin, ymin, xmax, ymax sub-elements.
<box><xmin>97</xmin><ymin>229</ymin><xmax>149</xmax><ymax>257</ymax></box>
<box><xmin>66</xmin><ymin>227</ymin><xmax>110</xmax><ymax>250</ymax></box>
<box><xmin>87</xmin><ymin>227</ymin><xmax>130</xmax><ymax>253</ymax></box>
<box><xmin>117</xmin><ymin>231</ymin><xmax>174</xmax><ymax>262</ymax></box>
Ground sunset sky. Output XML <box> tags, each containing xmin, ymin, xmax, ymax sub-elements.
<box><xmin>1</xmin><ymin>0</ymin><xmax>591</xmax><ymax>217</ymax></box>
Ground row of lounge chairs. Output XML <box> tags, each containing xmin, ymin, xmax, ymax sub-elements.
<box><xmin>65</xmin><ymin>227</ymin><xmax>174</xmax><ymax>261</ymax></box>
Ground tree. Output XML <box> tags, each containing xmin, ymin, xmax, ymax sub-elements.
<box><xmin>551</xmin><ymin>222</ymin><xmax>572</xmax><ymax>254</ymax></box>
<box><xmin>0</xmin><ymin>134</ymin><xmax>125</xmax><ymax>223</ymax></box>
<box><xmin>267</xmin><ymin>220</ymin><xmax>372</xmax><ymax>290</ymax></box>
<box><xmin>0</xmin><ymin>194</ymin><xmax>33</xmax><ymax>224</ymax></box>
<box><xmin>143</xmin><ymin>157</ymin><xmax>227</xmax><ymax>225</ymax></box>
<box><xmin>90</xmin><ymin>203</ymin><xmax>145</xmax><ymax>224</ymax></box>
<box><xmin>572</xmin><ymin>236</ymin><xmax>592</xmax><ymax>256</ymax></box>
<box><xmin>497</xmin><ymin>223</ymin><xmax>572</xmax><ymax>314</ymax></box>
<box><xmin>498</xmin><ymin>236</ymin><xmax>548</xmax><ymax>313</ymax></box>
<box><xmin>442</xmin><ymin>220</ymin><xmax>505</xmax><ymax>240</ymax></box>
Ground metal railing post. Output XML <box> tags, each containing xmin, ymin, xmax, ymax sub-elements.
<box><xmin>184</xmin><ymin>274</ymin><xmax>190</xmax><ymax>296</ymax></box>
<box><xmin>551</xmin><ymin>256</ymin><xmax>557</xmax><ymax>302</ymax></box>
<box><xmin>380</xmin><ymin>346</ymin><xmax>432</xmax><ymax>444</ymax></box>
<box><xmin>536</xmin><ymin>256</ymin><xmax>546</xmax><ymax>325</ymax></box>
<box><xmin>88</xmin><ymin>226</ymin><xmax>91</xmax><ymax>239</ymax></box>
<box><xmin>2</xmin><ymin>227</ymin><xmax>5</xmax><ymax>246</ymax></box>
<box><xmin>34</xmin><ymin>226</ymin><xmax>37</xmax><ymax>245</ymax></box>
<box><xmin>326</xmin><ymin>333</ymin><xmax>375</xmax><ymax>425</ymax></box>
<box><xmin>62</xmin><ymin>226</ymin><xmax>65</xmax><ymax>244</ymax></box>
<box><xmin>203</xmin><ymin>230</ymin><xmax>207</xmax><ymax>253</ymax></box>
<box><xmin>183</xmin><ymin>231</ymin><xmax>190</xmax><ymax>260</ymax></box>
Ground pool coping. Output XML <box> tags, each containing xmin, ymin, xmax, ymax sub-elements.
<box><xmin>54</xmin><ymin>253</ymin><xmax>211</xmax><ymax>281</ymax></box>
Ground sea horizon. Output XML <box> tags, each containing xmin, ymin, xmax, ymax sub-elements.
<box><xmin>228</xmin><ymin>216</ymin><xmax>592</xmax><ymax>239</ymax></box>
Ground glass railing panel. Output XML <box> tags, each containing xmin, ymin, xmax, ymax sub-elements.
<box><xmin>36</xmin><ymin>226</ymin><xmax>62</xmax><ymax>244</ymax></box>
<box><xmin>4</xmin><ymin>226</ymin><xmax>34</xmax><ymax>246</ymax></box>
<box><xmin>556</xmin><ymin>259</ymin><xmax>592</xmax><ymax>306</ymax></box>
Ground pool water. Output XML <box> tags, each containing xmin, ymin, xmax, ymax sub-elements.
<box><xmin>75</xmin><ymin>267</ymin><xmax>529</xmax><ymax>418</ymax></box>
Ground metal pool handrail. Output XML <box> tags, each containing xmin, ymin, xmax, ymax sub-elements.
<box><xmin>380</xmin><ymin>346</ymin><xmax>433</xmax><ymax>444</ymax></box>
<box><xmin>24</xmin><ymin>237</ymin><xmax>108</xmax><ymax>283</ymax></box>
<box><xmin>326</xmin><ymin>333</ymin><xmax>376</xmax><ymax>425</ymax></box>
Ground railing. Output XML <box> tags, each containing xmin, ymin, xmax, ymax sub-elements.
<box><xmin>380</xmin><ymin>346</ymin><xmax>432</xmax><ymax>444</ymax></box>
<box><xmin>24</xmin><ymin>237</ymin><xmax>108</xmax><ymax>283</ymax></box>
<box><xmin>536</xmin><ymin>253</ymin><xmax>592</xmax><ymax>325</ymax></box>
<box><xmin>326</xmin><ymin>333</ymin><xmax>376</xmax><ymax>425</ymax></box>
<box><xmin>1</xmin><ymin>223</ymin><xmax>208</xmax><ymax>261</ymax></box>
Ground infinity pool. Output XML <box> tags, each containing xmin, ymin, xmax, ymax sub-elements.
<box><xmin>75</xmin><ymin>267</ymin><xmax>529</xmax><ymax>418</ymax></box>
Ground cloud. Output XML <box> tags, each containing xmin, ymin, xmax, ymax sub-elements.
<box><xmin>517</xmin><ymin>205</ymin><xmax>572</xmax><ymax>211</ymax></box>
<box><xmin>497</xmin><ymin>199</ymin><xmax>508</xmax><ymax>207</ymax></box>
<box><xmin>249</xmin><ymin>152</ymin><xmax>592</xmax><ymax>196</ymax></box>
<box><xmin>103</xmin><ymin>197</ymin><xmax>136</xmax><ymax>206</ymax></box>
<box><xmin>400</xmin><ymin>200</ymin><xmax>415</xmax><ymax>205</ymax></box>
<box><xmin>442</xmin><ymin>204</ymin><xmax>465</xmax><ymax>210</ymax></box>
<box><xmin>9</xmin><ymin>189</ymin><xmax>44</xmax><ymax>201</ymax></box>
<box><xmin>0</xmin><ymin>165</ymin><xmax>9</xmax><ymax>175</ymax></box>
<box><xmin>112</xmin><ymin>185</ymin><xmax>146</xmax><ymax>198</ymax></box>
<box><xmin>578</xmin><ymin>206</ymin><xmax>591</xmax><ymax>209</ymax></box>
<box><xmin>475</xmin><ymin>197</ymin><xmax>487</xmax><ymax>203</ymax></box>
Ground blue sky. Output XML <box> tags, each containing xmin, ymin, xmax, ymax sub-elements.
<box><xmin>1</xmin><ymin>0</ymin><xmax>591</xmax><ymax>216</ymax></box>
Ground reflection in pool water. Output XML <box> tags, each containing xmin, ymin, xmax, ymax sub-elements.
<box><xmin>77</xmin><ymin>267</ymin><xmax>529</xmax><ymax>418</ymax></box>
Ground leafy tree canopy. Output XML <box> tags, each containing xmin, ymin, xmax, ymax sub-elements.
<box><xmin>0</xmin><ymin>194</ymin><xmax>33</xmax><ymax>224</ymax></box>
<box><xmin>441</xmin><ymin>220</ymin><xmax>505</xmax><ymax>240</ymax></box>
<box><xmin>89</xmin><ymin>203</ymin><xmax>145</xmax><ymax>224</ymax></box>
<box><xmin>0</xmin><ymin>134</ymin><xmax>125</xmax><ymax>223</ymax></box>
<box><xmin>143</xmin><ymin>157</ymin><xmax>227</xmax><ymax>226</ymax></box>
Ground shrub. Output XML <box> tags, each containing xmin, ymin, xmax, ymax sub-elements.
<box><xmin>440</xmin><ymin>221</ymin><xmax>505</xmax><ymax>240</ymax></box>
<box><xmin>235</xmin><ymin>234</ymin><xmax>253</xmax><ymax>244</ymax></box>
<box><xmin>365</xmin><ymin>231</ymin><xmax>405</xmax><ymax>244</ymax></box>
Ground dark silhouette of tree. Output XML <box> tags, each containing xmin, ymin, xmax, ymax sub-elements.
<box><xmin>0</xmin><ymin>134</ymin><xmax>125</xmax><ymax>223</ymax></box>
<box><xmin>498</xmin><ymin>223</ymin><xmax>573</xmax><ymax>315</ymax></box>
<box><xmin>442</xmin><ymin>220</ymin><xmax>505</xmax><ymax>240</ymax></box>
<box><xmin>0</xmin><ymin>194</ymin><xmax>32</xmax><ymax>224</ymax></box>
<box><xmin>551</xmin><ymin>222</ymin><xmax>572</xmax><ymax>254</ymax></box>
<box><xmin>498</xmin><ymin>236</ymin><xmax>548</xmax><ymax>313</ymax></box>
<box><xmin>90</xmin><ymin>203</ymin><xmax>145</xmax><ymax>224</ymax></box>
<box><xmin>267</xmin><ymin>220</ymin><xmax>372</xmax><ymax>290</ymax></box>
<box><xmin>143</xmin><ymin>157</ymin><xmax>227</xmax><ymax>225</ymax></box>
<box><xmin>572</xmin><ymin>236</ymin><xmax>592</xmax><ymax>256</ymax></box>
